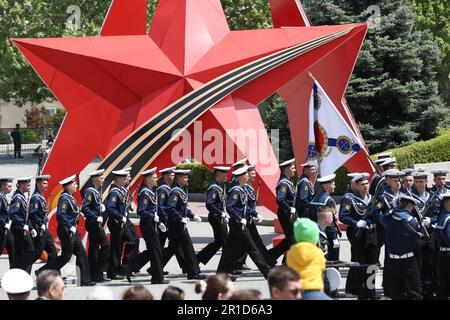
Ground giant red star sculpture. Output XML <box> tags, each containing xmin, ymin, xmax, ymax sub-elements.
<box><xmin>12</xmin><ymin>0</ymin><xmax>368</xmax><ymax>214</ymax></box>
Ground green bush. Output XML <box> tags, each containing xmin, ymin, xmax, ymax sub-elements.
<box><xmin>373</xmin><ymin>128</ymin><xmax>450</xmax><ymax>169</ymax></box>
<box><xmin>0</xmin><ymin>131</ymin><xmax>12</xmax><ymax>144</ymax></box>
<box><xmin>21</xmin><ymin>129</ymin><xmax>40</xmax><ymax>144</ymax></box>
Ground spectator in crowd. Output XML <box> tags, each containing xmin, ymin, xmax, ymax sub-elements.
<box><xmin>286</xmin><ymin>218</ymin><xmax>331</xmax><ymax>300</ymax></box>
<box><xmin>122</xmin><ymin>285</ymin><xmax>154</xmax><ymax>300</ymax></box>
<box><xmin>267</xmin><ymin>266</ymin><xmax>302</xmax><ymax>300</ymax></box>
<box><xmin>161</xmin><ymin>286</ymin><xmax>185</xmax><ymax>300</ymax></box>
<box><xmin>10</xmin><ymin>124</ymin><xmax>23</xmax><ymax>158</ymax></box>
<box><xmin>85</xmin><ymin>287</ymin><xmax>114</xmax><ymax>300</ymax></box>
<box><xmin>36</xmin><ymin>270</ymin><xmax>65</xmax><ymax>300</ymax></box>
<box><xmin>1</xmin><ymin>268</ymin><xmax>33</xmax><ymax>300</ymax></box>
<box><xmin>228</xmin><ymin>289</ymin><xmax>262</xmax><ymax>300</ymax></box>
<box><xmin>195</xmin><ymin>273</ymin><xmax>235</xmax><ymax>300</ymax></box>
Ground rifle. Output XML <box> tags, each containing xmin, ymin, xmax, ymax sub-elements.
<box><xmin>401</xmin><ymin>180</ymin><xmax>430</xmax><ymax>241</ymax></box>
<box><xmin>250</xmin><ymin>180</ymin><xmax>262</xmax><ymax>224</ymax></box>
<box><xmin>23</xmin><ymin>191</ymin><xmax>31</xmax><ymax>236</ymax></box>
<box><xmin>221</xmin><ymin>183</ymin><xmax>227</xmax><ymax>225</ymax></box>
<box><xmin>355</xmin><ymin>176</ymin><xmax>386</xmax><ymax>239</ymax></box>
<box><xmin>420</xmin><ymin>190</ymin><xmax>440</xmax><ymax>219</ymax></box>
<box><xmin>41</xmin><ymin>191</ymin><xmax>52</xmax><ymax>236</ymax></box>
<box><xmin>290</xmin><ymin>179</ymin><xmax>298</xmax><ymax>223</ymax></box>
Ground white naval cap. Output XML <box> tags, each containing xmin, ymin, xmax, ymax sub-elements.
<box><xmin>415</xmin><ymin>167</ymin><xmax>426</xmax><ymax>172</ymax></box>
<box><xmin>159</xmin><ymin>167</ymin><xmax>176</xmax><ymax>174</ymax></box>
<box><xmin>347</xmin><ymin>172</ymin><xmax>360</xmax><ymax>178</ymax></box>
<box><xmin>174</xmin><ymin>169</ymin><xmax>191</xmax><ymax>175</ymax></box>
<box><xmin>35</xmin><ymin>175</ymin><xmax>51</xmax><ymax>181</ymax></box>
<box><xmin>214</xmin><ymin>166</ymin><xmax>231</xmax><ymax>173</ymax></box>
<box><xmin>1</xmin><ymin>269</ymin><xmax>34</xmax><ymax>294</ymax></box>
<box><xmin>382</xmin><ymin>169</ymin><xmax>405</xmax><ymax>178</ymax></box>
<box><xmin>377</xmin><ymin>152</ymin><xmax>392</xmax><ymax>159</ymax></box>
<box><xmin>88</xmin><ymin>169</ymin><xmax>105</xmax><ymax>177</ymax></box>
<box><xmin>233</xmin><ymin>158</ymin><xmax>247</xmax><ymax>168</ymax></box>
<box><xmin>279</xmin><ymin>158</ymin><xmax>295</xmax><ymax>168</ymax></box>
<box><xmin>431</xmin><ymin>170</ymin><xmax>449</xmax><ymax>176</ymax></box>
<box><xmin>317</xmin><ymin>173</ymin><xmax>336</xmax><ymax>183</ymax></box>
<box><xmin>402</xmin><ymin>168</ymin><xmax>416</xmax><ymax>176</ymax></box>
<box><xmin>374</xmin><ymin>158</ymin><xmax>387</xmax><ymax>165</ymax></box>
<box><xmin>247</xmin><ymin>164</ymin><xmax>256</xmax><ymax>171</ymax></box>
<box><xmin>122</xmin><ymin>167</ymin><xmax>132</xmax><ymax>172</ymax></box>
<box><xmin>0</xmin><ymin>177</ymin><xmax>13</xmax><ymax>183</ymax></box>
<box><xmin>380</xmin><ymin>157</ymin><xmax>397</xmax><ymax>167</ymax></box>
<box><xmin>112</xmin><ymin>170</ymin><xmax>129</xmax><ymax>177</ymax></box>
<box><xmin>232</xmin><ymin>165</ymin><xmax>249</xmax><ymax>176</ymax></box>
<box><xmin>141</xmin><ymin>167</ymin><xmax>157</xmax><ymax>176</ymax></box>
<box><xmin>59</xmin><ymin>174</ymin><xmax>76</xmax><ymax>186</ymax></box>
<box><xmin>351</xmin><ymin>172</ymin><xmax>370</xmax><ymax>183</ymax></box>
<box><xmin>300</xmin><ymin>161</ymin><xmax>316</xmax><ymax>168</ymax></box>
<box><xmin>17</xmin><ymin>176</ymin><xmax>32</xmax><ymax>183</ymax></box>
<box><xmin>412</xmin><ymin>171</ymin><xmax>428</xmax><ymax>179</ymax></box>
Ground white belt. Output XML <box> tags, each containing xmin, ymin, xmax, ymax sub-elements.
<box><xmin>440</xmin><ymin>247</ymin><xmax>450</xmax><ymax>252</ymax></box>
<box><xmin>388</xmin><ymin>252</ymin><xmax>414</xmax><ymax>259</ymax></box>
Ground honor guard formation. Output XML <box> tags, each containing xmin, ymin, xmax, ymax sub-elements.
<box><xmin>0</xmin><ymin>153</ymin><xmax>449</xmax><ymax>300</ymax></box>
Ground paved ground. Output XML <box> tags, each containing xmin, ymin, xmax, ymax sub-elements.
<box><xmin>0</xmin><ymin>156</ymin><xmax>384</xmax><ymax>300</ymax></box>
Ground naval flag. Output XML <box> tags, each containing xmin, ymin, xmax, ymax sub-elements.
<box><xmin>307</xmin><ymin>79</ymin><xmax>362</xmax><ymax>176</ymax></box>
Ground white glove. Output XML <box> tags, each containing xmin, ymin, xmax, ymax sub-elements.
<box><xmin>41</xmin><ymin>224</ymin><xmax>46</xmax><ymax>231</ymax></box>
<box><xmin>23</xmin><ymin>225</ymin><xmax>29</xmax><ymax>231</ymax></box>
<box><xmin>100</xmin><ymin>204</ymin><xmax>106</xmax><ymax>213</ymax></box>
<box><xmin>221</xmin><ymin>212</ymin><xmax>227</xmax><ymax>218</ymax></box>
<box><xmin>97</xmin><ymin>216</ymin><xmax>103</xmax><ymax>223</ymax></box>
<box><xmin>240</xmin><ymin>218</ymin><xmax>247</xmax><ymax>226</ymax></box>
<box><xmin>70</xmin><ymin>226</ymin><xmax>77</xmax><ymax>234</ymax></box>
<box><xmin>224</xmin><ymin>217</ymin><xmax>229</xmax><ymax>224</ymax></box>
<box><xmin>256</xmin><ymin>215</ymin><xmax>263</xmax><ymax>223</ymax></box>
<box><xmin>333</xmin><ymin>239</ymin><xmax>340</xmax><ymax>248</ymax></box>
<box><xmin>158</xmin><ymin>223</ymin><xmax>167</xmax><ymax>233</ymax></box>
<box><xmin>122</xmin><ymin>216</ymin><xmax>127</xmax><ymax>224</ymax></box>
<box><xmin>422</xmin><ymin>217</ymin><xmax>431</xmax><ymax>227</ymax></box>
<box><xmin>181</xmin><ymin>217</ymin><xmax>188</xmax><ymax>224</ymax></box>
<box><xmin>290</xmin><ymin>207</ymin><xmax>296</xmax><ymax>214</ymax></box>
<box><xmin>5</xmin><ymin>223</ymin><xmax>11</xmax><ymax>230</ymax></box>
<box><xmin>193</xmin><ymin>215</ymin><xmax>202</xmax><ymax>223</ymax></box>
<box><xmin>129</xmin><ymin>202</ymin><xmax>136</xmax><ymax>211</ymax></box>
<box><xmin>356</xmin><ymin>220</ymin><xmax>367</xmax><ymax>229</ymax></box>
<box><xmin>31</xmin><ymin>229</ymin><xmax>37</xmax><ymax>238</ymax></box>
<box><xmin>154</xmin><ymin>214</ymin><xmax>160</xmax><ymax>223</ymax></box>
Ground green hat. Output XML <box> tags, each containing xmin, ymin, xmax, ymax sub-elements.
<box><xmin>293</xmin><ymin>218</ymin><xmax>319</xmax><ymax>244</ymax></box>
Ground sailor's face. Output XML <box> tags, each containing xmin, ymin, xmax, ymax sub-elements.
<box><xmin>414</xmin><ymin>179</ymin><xmax>427</xmax><ymax>192</ymax></box>
<box><xmin>434</xmin><ymin>176</ymin><xmax>446</xmax><ymax>188</ymax></box>
<box><xmin>38</xmin><ymin>180</ymin><xmax>48</xmax><ymax>192</ymax></box>
<box><xmin>358</xmin><ymin>180</ymin><xmax>370</xmax><ymax>195</ymax></box>
<box><xmin>387</xmin><ymin>177</ymin><xmax>401</xmax><ymax>191</ymax></box>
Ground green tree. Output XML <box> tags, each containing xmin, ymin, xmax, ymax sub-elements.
<box><xmin>303</xmin><ymin>0</ymin><xmax>448</xmax><ymax>153</ymax></box>
<box><xmin>264</xmin><ymin>101</ymin><xmax>294</xmax><ymax>162</ymax></box>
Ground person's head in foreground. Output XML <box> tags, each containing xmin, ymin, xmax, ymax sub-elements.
<box><xmin>36</xmin><ymin>270</ymin><xmax>65</xmax><ymax>300</ymax></box>
<box><xmin>286</xmin><ymin>218</ymin><xmax>332</xmax><ymax>300</ymax></box>
<box><xmin>317</xmin><ymin>207</ymin><xmax>333</xmax><ymax>228</ymax></box>
<box><xmin>195</xmin><ymin>273</ymin><xmax>235</xmax><ymax>300</ymax></box>
<box><xmin>122</xmin><ymin>285</ymin><xmax>153</xmax><ymax>300</ymax></box>
<box><xmin>228</xmin><ymin>289</ymin><xmax>261</xmax><ymax>300</ymax></box>
<box><xmin>161</xmin><ymin>286</ymin><xmax>185</xmax><ymax>300</ymax></box>
<box><xmin>1</xmin><ymin>268</ymin><xmax>34</xmax><ymax>300</ymax></box>
<box><xmin>268</xmin><ymin>266</ymin><xmax>302</xmax><ymax>300</ymax></box>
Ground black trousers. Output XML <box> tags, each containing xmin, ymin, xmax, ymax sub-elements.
<box><xmin>0</xmin><ymin>225</ymin><xmax>15</xmax><ymax>268</ymax></box>
<box><xmin>437</xmin><ymin>252</ymin><xmax>450</xmax><ymax>300</ymax></box>
<box><xmin>267</xmin><ymin>208</ymin><xmax>294</xmax><ymax>260</ymax></box>
<box><xmin>13</xmin><ymin>142</ymin><xmax>21</xmax><ymax>158</ymax></box>
<box><xmin>38</xmin><ymin>225</ymin><xmax>91</xmax><ymax>283</ymax></box>
<box><xmin>163</xmin><ymin>220</ymin><xmax>200</xmax><ymax>277</ymax></box>
<box><xmin>197</xmin><ymin>212</ymin><xmax>228</xmax><ymax>265</ymax></box>
<box><xmin>11</xmin><ymin>225</ymin><xmax>35</xmax><ymax>274</ymax></box>
<box><xmin>385</xmin><ymin>256</ymin><xmax>422</xmax><ymax>300</ymax></box>
<box><xmin>120</xmin><ymin>218</ymin><xmax>139</xmax><ymax>268</ymax></box>
<box><xmin>325</xmin><ymin>224</ymin><xmax>340</xmax><ymax>262</ymax></box>
<box><xmin>129</xmin><ymin>219</ymin><xmax>164</xmax><ymax>283</ymax></box>
<box><xmin>415</xmin><ymin>234</ymin><xmax>437</xmax><ymax>298</ymax></box>
<box><xmin>217</xmin><ymin>220</ymin><xmax>271</xmax><ymax>278</ymax></box>
<box><xmin>158</xmin><ymin>231</ymin><xmax>186</xmax><ymax>272</ymax></box>
<box><xmin>248</xmin><ymin>221</ymin><xmax>276</xmax><ymax>266</ymax></box>
<box><xmin>345</xmin><ymin>227</ymin><xmax>379</xmax><ymax>297</ymax></box>
<box><xmin>85</xmin><ymin>219</ymin><xmax>110</xmax><ymax>279</ymax></box>
<box><xmin>107</xmin><ymin>218</ymin><xmax>138</xmax><ymax>277</ymax></box>
<box><xmin>32</xmin><ymin>228</ymin><xmax>57</xmax><ymax>263</ymax></box>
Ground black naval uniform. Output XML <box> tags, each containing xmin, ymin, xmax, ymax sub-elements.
<box><xmin>295</xmin><ymin>174</ymin><xmax>314</xmax><ymax>218</ymax></box>
<box><xmin>128</xmin><ymin>185</ymin><xmax>164</xmax><ymax>283</ymax></box>
<box><xmin>372</xmin><ymin>207</ymin><xmax>424</xmax><ymax>300</ymax></box>
<box><xmin>29</xmin><ymin>190</ymin><xmax>56</xmax><ymax>263</ymax></box>
<box><xmin>267</xmin><ymin>175</ymin><xmax>296</xmax><ymax>260</ymax></box>
<box><xmin>120</xmin><ymin>186</ymin><xmax>140</xmax><ymax>271</ymax></box>
<box><xmin>82</xmin><ymin>186</ymin><xmax>111</xmax><ymax>281</ymax></box>
<box><xmin>37</xmin><ymin>191</ymin><xmax>92</xmax><ymax>284</ymax></box>
<box><xmin>9</xmin><ymin>190</ymin><xmax>35</xmax><ymax>273</ymax></box>
<box><xmin>217</xmin><ymin>184</ymin><xmax>270</xmax><ymax>278</ymax></box>
<box><xmin>339</xmin><ymin>191</ymin><xmax>378</xmax><ymax>298</ymax></box>
<box><xmin>0</xmin><ymin>191</ymin><xmax>15</xmax><ymax>268</ymax></box>
<box><xmin>435</xmin><ymin>209</ymin><xmax>450</xmax><ymax>300</ymax></box>
<box><xmin>105</xmin><ymin>184</ymin><xmax>138</xmax><ymax>278</ymax></box>
<box><xmin>196</xmin><ymin>180</ymin><xmax>228</xmax><ymax>265</ymax></box>
<box><xmin>163</xmin><ymin>183</ymin><xmax>201</xmax><ymax>278</ymax></box>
